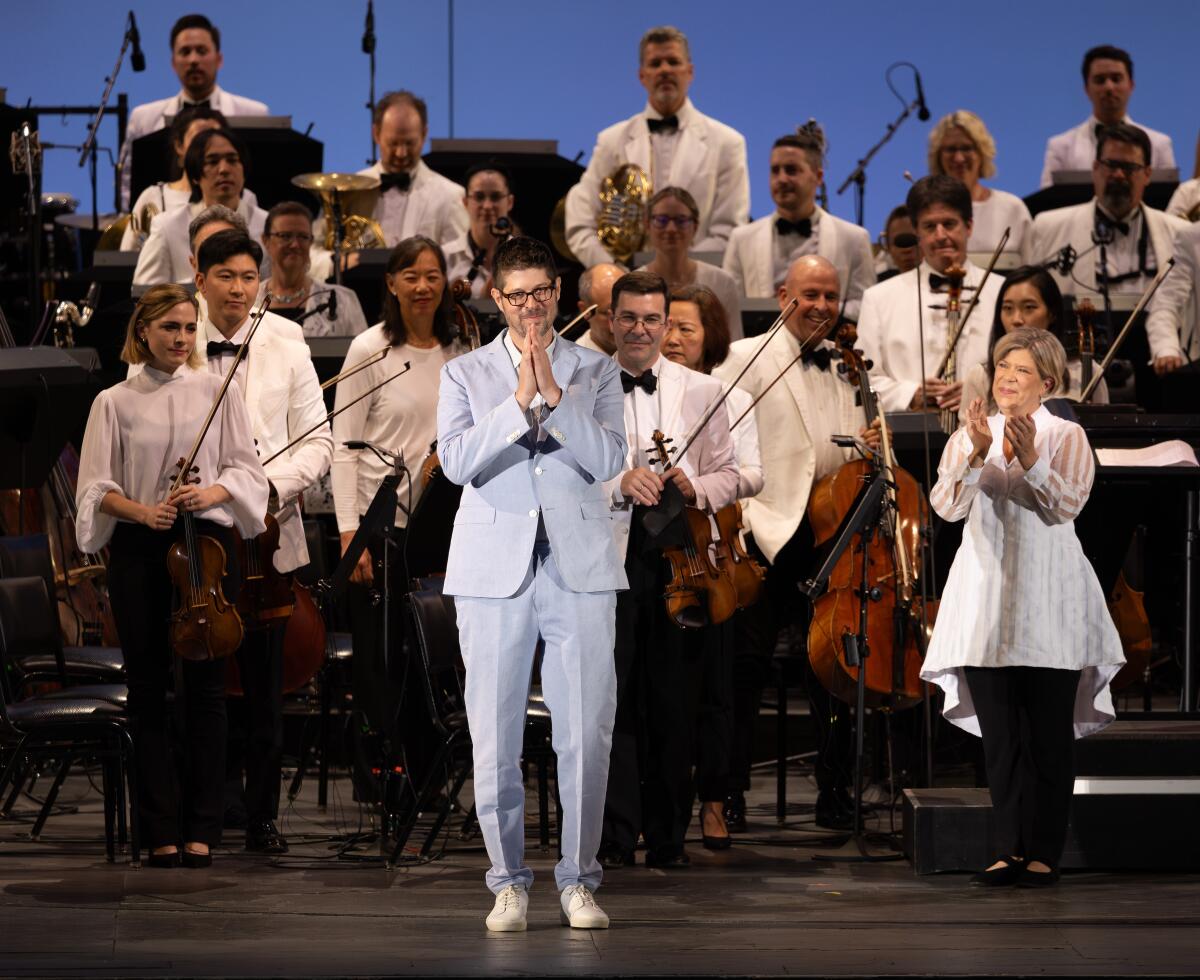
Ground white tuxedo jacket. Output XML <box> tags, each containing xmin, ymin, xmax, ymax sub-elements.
<box><xmin>713</xmin><ymin>335</ymin><xmax>862</xmax><ymax>564</ymax></box>
<box><xmin>120</xmin><ymin>85</ymin><xmax>269</xmax><ymax>208</ymax></box>
<box><xmin>603</xmin><ymin>356</ymin><xmax>740</xmax><ymax>562</ymax></box>
<box><xmin>1147</xmin><ymin>220</ymin><xmax>1200</xmax><ymax>361</ymax></box>
<box><xmin>722</xmin><ymin>208</ymin><xmax>876</xmax><ymax>320</ymax></box>
<box><xmin>358</xmin><ymin>160</ymin><xmax>468</xmax><ymax>246</ymax></box>
<box><xmin>1039</xmin><ymin>116</ymin><xmax>1176</xmax><ymax>189</ymax></box>
<box><xmin>565</xmin><ymin>99</ymin><xmax>750</xmax><ymax>268</ymax></box>
<box><xmin>856</xmin><ymin>262</ymin><xmax>1001</xmax><ymax>412</ymax></box>
<box><xmin>1030</xmin><ymin>200</ymin><xmax>1187</xmax><ymax>360</ymax></box>
<box><xmin>133</xmin><ymin>197</ymin><xmax>268</xmax><ymax>286</ymax></box>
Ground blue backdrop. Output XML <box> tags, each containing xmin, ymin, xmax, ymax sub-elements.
<box><xmin>4</xmin><ymin>1</ymin><xmax>1193</xmax><ymax>240</ymax></box>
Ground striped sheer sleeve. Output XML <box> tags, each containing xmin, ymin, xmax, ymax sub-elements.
<box><xmin>930</xmin><ymin>427</ymin><xmax>985</xmax><ymax>522</ymax></box>
<box><xmin>1022</xmin><ymin>422</ymin><xmax>1095</xmax><ymax>524</ymax></box>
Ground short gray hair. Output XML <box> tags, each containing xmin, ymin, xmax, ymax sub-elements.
<box><xmin>639</xmin><ymin>25</ymin><xmax>690</xmax><ymax>64</ymax></box>
<box><xmin>188</xmin><ymin>204</ymin><xmax>247</xmax><ymax>252</ymax></box>
<box><xmin>992</xmin><ymin>327</ymin><xmax>1067</xmax><ymax>397</ymax></box>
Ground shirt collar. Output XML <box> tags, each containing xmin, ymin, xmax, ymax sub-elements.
<box><xmin>615</xmin><ymin>352</ymin><xmax>662</xmax><ymax>377</ymax></box>
<box><xmin>644</xmin><ymin>98</ymin><xmax>695</xmax><ymax>128</ymax></box>
<box><xmin>142</xmin><ymin>364</ymin><xmax>186</xmax><ymax>384</ymax></box>
<box><xmin>1095</xmin><ymin>199</ymin><xmax>1143</xmax><ymax>227</ymax></box>
<box><xmin>205</xmin><ymin>314</ymin><xmax>252</xmax><ymax>346</ymax></box>
<box><xmin>177</xmin><ymin>84</ymin><xmax>222</xmax><ymax>107</ymax></box>
<box><xmin>502</xmin><ymin>328</ymin><xmax>556</xmax><ymax>367</ymax></box>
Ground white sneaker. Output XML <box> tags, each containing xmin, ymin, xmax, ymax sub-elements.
<box><xmin>559</xmin><ymin>884</ymin><xmax>610</xmax><ymax>929</ymax></box>
<box><xmin>485</xmin><ymin>884</ymin><xmax>529</xmax><ymax>932</ymax></box>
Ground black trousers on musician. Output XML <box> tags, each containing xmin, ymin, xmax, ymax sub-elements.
<box><xmin>729</xmin><ymin>524</ymin><xmax>852</xmax><ymax>798</ymax></box>
<box><xmin>695</xmin><ymin>620</ymin><xmax>733</xmax><ymax>806</ymax></box>
<box><xmin>107</xmin><ymin>520</ymin><xmax>242</xmax><ymax>850</ymax></box>
<box><xmin>228</xmin><ymin>620</ymin><xmax>286</xmax><ymax>825</ymax></box>
<box><xmin>963</xmin><ymin>666</ymin><xmax>1081</xmax><ymax>868</ymax></box>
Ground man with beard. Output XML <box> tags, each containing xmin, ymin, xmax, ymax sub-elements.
<box><xmin>1031</xmin><ymin>123</ymin><xmax>1187</xmax><ymax>393</ymax></box>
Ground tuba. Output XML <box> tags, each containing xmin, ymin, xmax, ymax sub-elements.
<box><xmin>597</xmin><ymin>163</ymin><xmax>651</xmax><ymax>265</ymax></box>
<box><xmin>292</xmin><ymin>172</ymin><xmax>388</xmax><ymax>251</ymax></box>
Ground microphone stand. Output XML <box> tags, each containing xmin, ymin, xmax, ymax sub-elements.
<box><xmin>1092</xmin><ymin>225</ymin><xmax>1116</xmax><ymax>352</ymax></box>
<box><xmin>363</xmin><ymin>0</ymin><xmax>377</xmax><ymax>165</ymax></box>
<box><xmin>80</xmin><ymin>16</ymin><xmax>136</xmax><ymax>231</ymax></box>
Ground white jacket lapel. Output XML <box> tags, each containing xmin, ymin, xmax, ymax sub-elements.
<box><xmin>668</xmin><ymin>123</ymin><xmax>710</xmax><ymax>192</ymax></box>
<box><xmin>754</xmin><ymin>218</ymin><xmax>775</xmax><ymax>296</ymax></box>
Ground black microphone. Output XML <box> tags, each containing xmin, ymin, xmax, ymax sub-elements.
<box><xmin>913</xmin><ymin>68</ymin><xmax>930</xmax><ymax>121</ymax></box>
<box><xmin>328</xmin><ymin>287</ymin><xmax>338</xmax><ymax>322</ymax></box>
<box><xmin>128</xmin><ymin>11</ymin><xmax>146</xmax><ymax>72</ymax></box>
<box><xmin>490</xmin><ymin>215</ymin><xmax>513</xmax><ymax>239</ymax></box>
<box><xmin>361</xmin><ymin>0</ymin><xmax>376</xmax><ymax>54</ymax></box>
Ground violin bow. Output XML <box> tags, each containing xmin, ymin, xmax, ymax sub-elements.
<box><xmin>729</xmin><ymin>313</ymin><xmax>835</xmax><ymax>431</ymax></box>
<box><xmin>321</xmin><ymin>345</ymin><xmax>391</xmax><ymax>390</ymax></box>
<box><xmin>934</xmin><ymin>227</ymin><xmax>1010</xmax><ymax>380</ymax></box>
<box><xmin>556</xmin><ymin>304</ymin><xmax>598</xmax><ymax>337</ymax></box>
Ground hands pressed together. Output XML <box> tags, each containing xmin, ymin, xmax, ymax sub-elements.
<box><xmin>515</xmin><ymin>326</ymin><xmax>562</xmax><ymax>412</ymax></box>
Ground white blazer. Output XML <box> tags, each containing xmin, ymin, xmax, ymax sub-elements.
<box><xmin>856</xmin><ymin>262</ymin><xmax>1001</xmax><ymax>413</ymax></box>
<box><xmin>1039</xmin><ymin>116</ymin><xmax>1176</xmax><ymax>189</ymax></box>
<box><xmin>713</xmin><ymin>334</ymin><xmax>862</xmax><ymax>564</ymax></box>
<box><xmin>1146</xmin><ymin>220</ymin><xmax>1200</xmax><ymax>361</ymax></box>
<box><xmin>1030</xmin><ymin>200</ymin><xmax>1187</xmax><ymax>360</ymax></box>
<box><xmin>604</xmin><ymin>356</ymin><xmax>740</xmax><ymax>562</ymax></box>
<box><xmin>722</xmin><ymin>208</ymin><xmax>876</xmax><ymax>320</ymax></box>
<box><xmin>120</xmin><ymin>85</ymin><xmax>270</xmax><ymax>208</ymax></box>
<box><xmin>358</xmin><ymin>160</ymin><xmax>468</xmax><ymax>246</ymax></box>
<box><xmin>133</xmin><ymin>197</ymin><xmax>268</xmax><ymax>286</ymax></box>
<box><xmin>565</xmin><ymin>99</ymin><xmax>750</xmax><ymax>268</ymax></box>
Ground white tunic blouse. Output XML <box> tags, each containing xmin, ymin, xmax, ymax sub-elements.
<box><xmin>75</xmin><ymin>366</ymin><xmax>270</xmax><ymax>553</ymax></box>
<box><xmin>968</xmin><ymin>188</ymin><xmax>1033</xmax><ymax>263</ymax></box>
<box><xmin>920</xmin><ymin>404</ymin><xmax>1125</xmax><ymax>738</ymax></box>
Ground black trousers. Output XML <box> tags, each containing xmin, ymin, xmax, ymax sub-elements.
<box><xmin>107</xmin><ymin>520</ymin><xmax>241</xmax><ymax>850</ymax></box>
<box><xmin>694</xmin><ymin>620</ymin><xmax>733</xmax><ymax>805</ymax></box>
<box><xmin>227</xmin><ymin>619</ymin><xmax>286</xmax><ymax>824</ymax></box>
<box><xmin>964</xmin><ymin>666</ymin><xmax>1081</xmax><ymax>867</ymax></box>
<box><xmin>603</xmin><ymin>519</ymin><xmax>708</xmax><ymax>855</ymax></box>
<box><xmin>729</xmin><ymin>526</ymin><xmax>852</xmax><ymax>797</ymax></box>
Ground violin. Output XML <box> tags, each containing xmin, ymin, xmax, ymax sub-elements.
<box><xmin>237</xmin><ymin>511</ymin><xmax>295</xmax><ymax>628</ymax></box>
<box><xmin>713</xmin><ymin>501</ymin><xmax>765</xmax><ymax>610</ymax></box>
<box><xmin>1076</xmin><ymin>298</ymin><xmax>1096</xmax><ymax>394</ymax></box>
<box><xmin>227</xmin><ymin>578</ymin><xmax>326</xmax><ymax>695</ymax></box>
<box><xmin>166</xmin><ymin>459</ymin><xmax>245</xmax><ymax>661</ymax></box>
<box><xmin>806</xmin><ymin>323</ymin><xmax>931</xmax><ymax>709</ymax></box>
<box><xmin>451</xmin><ymin>278</ymin><xmax>482</xmax><ymax>351</ymax></box>
<box><xmin>648</xmin><ymin>429</ymin><xmax>738</xmax><ymax>629</ymax></box>
<box><xmin>938</xmin><ymin>264</ymin><xmax>967</xmax><ymax>435</ymax></box>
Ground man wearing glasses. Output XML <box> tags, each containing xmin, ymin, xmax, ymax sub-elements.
<box><xmin>597</xmin><ymin>270</ymin><xmax>738</xmax><ymax>871</ymax></box>
<box><xmin>724</xmin><ymin>131</ymin><xmax>875</xmax><ymax>321</ymax></box>
<box><xmin>258</xmin><ymin>202</ymin><xmax>368</xmax><ymax>336</ymax></box>
<box><xmin>444</xmin><ymin>164</ymin><xmax>517</xmax><ymax>298</ymax></box>
<box><xmin>437</xmin><ymin>237</ymin><xmax>628</xmax><ymax>932</ymax></box>
<box><xmin>1031</xmin><ymin>123</ymin><xmax>1187</xmax><ymax>385</ymax></box>
<box><xmin>565</xmin><ymin>25</ymin><xmax>749</xmax><ymax>268</ymax></box>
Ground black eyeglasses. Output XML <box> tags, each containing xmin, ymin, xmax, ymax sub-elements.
<box><xmin>468</xmin><ymin>191</ymin><xmax>508</xmax><ymax>204</ymax></box>
<box><xmin>498</xmin><ymin>283</ymin><xmax>555</xmax><ymax>307</ymax></box>
<box><xmin>1097</xmin><ymin>158</ymin><xmax>1147</xmax><ymax>177</ymax></box>
<box><xmin>649</xmin><ymin>214</ymin><xmax>696</xmax><ymax>230</ymax></box>
<box><xmin>267</xmin><ymin>232</ymin><xmax>314</xmax><ymax>244</ymax></box>
<box><xmin>614</xmin><ymin>312</ymin><xmax>666</xmax><ymax>329</ymax></box>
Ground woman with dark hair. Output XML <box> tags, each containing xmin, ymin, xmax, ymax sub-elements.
<box><xmin>959</xmin><ymin>265</ymin><xmax>1107</xmax><ymax>422</ymax></box>
<box><xmin>661</xmin><ymin>283</ymin><xmax>763</xmax><ymax>850</ymax></box>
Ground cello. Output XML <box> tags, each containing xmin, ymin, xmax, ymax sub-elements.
<box><xmin>806</xmin><ymin>323</ymin><xmax>932</xmax><ymax>709</ymax></box>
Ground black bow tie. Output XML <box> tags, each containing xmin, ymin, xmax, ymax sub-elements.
<box><xmin>801</xmin><ymin>346</ymin><xmax>833</xmax><ymax>371</ymax></box>
<box><xmin>206</xmin><ymin>340</ymin><xmax>243</xmax><ymax>359</ymax></box>
<box><xmin>776</xmin><ymin>216</ymin><xmax>812</xmax><ymax>238</ymax></box>
<box><xmin>647</xmin><ymin>115</ymin><xmax>679</xmax><ymax>135</ymax></box>
<box><xmin>621</xmin><ymin>369</ymin><xmax>658</xmax><ymax>394</ymax></box>
<box><xmin>379</xmin><ymin>170</ymin><xmax>413</xmax><ymax>193</ymax></box>
<box><xmin>1096</xmin><ymin>212</ymin><xmax>1131</xmax><ymax>237</ymax></box>
<box><xmin>182</xmin><ymin>99</ymin><xmax>211</xmax><ymax>110</ymax></box>
<box><xmin>928</xmin><ymin>272</ymin><xmax>962</xmax><ymax>292</ymax></box>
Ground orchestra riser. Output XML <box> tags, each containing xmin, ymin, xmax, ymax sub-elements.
<box><xmin>903</xmin><ymin>719</ymin><xmax>1200</xmax><ymax>873</ymax></box>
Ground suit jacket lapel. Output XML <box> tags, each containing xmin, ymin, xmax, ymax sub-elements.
<box><xmin>755</xmin><ymin>218</ymin><xmax>775</xmax><ymax>296</ymax></box>
<box><xmin>625</xmin><ymin>119</ymin><xmax>652</xmax><ymax>174</ymax></box>
<box><xmin>775</xmin><ymin>340</ymin><xmax>814</xmax><ymax>443</ymax></box>
<box><xmin>669</xmin><ymin>122</ymin><xmax>708</xmax><ymax>190</ymax></box>
<box><xmin>815</xmin><ymin>207</ymin><xmax>837</xmax><ymax>265</ymax></box>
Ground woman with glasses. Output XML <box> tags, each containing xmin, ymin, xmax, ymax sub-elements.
<box><xmin>445</xmin><ymin>164</ymin><xmax>518</xmax><ymax>298</ymax></box>
<box><xmin>638</xmin><ymin>186</ymin><xmax>744</xmax><ymax>340</ymax></box>
<box><xmin>257</xmin><ymin>201</ymin><xmax>368</xmax><ymax>336</ymax></box>
<box><xmin>928</xmin><ymin>111</ymin><xmax>1033</xmax><ymax>260</ymax></box>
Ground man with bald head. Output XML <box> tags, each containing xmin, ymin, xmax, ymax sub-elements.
<box><xmin>575</xmin><ymin>264</ymin><xmax>623</xmax><ymax>354</ymax></box>
<box><xmin>714</xmin><ymin>254</ymin><xmax>880</xmax><ymax>831</ymax></box>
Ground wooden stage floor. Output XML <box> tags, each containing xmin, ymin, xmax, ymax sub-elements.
<box><xmin>0</xmin><ymin>767</ymin><xmax>1196</xmax><ymax>977</ymax></box>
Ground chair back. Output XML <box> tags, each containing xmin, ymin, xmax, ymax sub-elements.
<box><xmin>405</xmin><ymin>580</ymin><xmax>466</xmax><ymax>738</ymax></box>
<box><xmin>0</xmin><ymin>534</ymin><xmax>55</xmax><ymax>600</ymax></box>
<box><xmin>0</xmin><ymin>576</ymin><xmax>68</xmax><ymax>693</ymax></box>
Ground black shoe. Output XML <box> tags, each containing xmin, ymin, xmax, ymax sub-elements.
<box><xmin>700</xmin><ymin>805</ymin><xmax>732</xmax><ymax>850</ymax></box>
<box><xmin>969</xmin><ymin>858</ymin><xmax>1027</xmax><ymax>887</ymax></box>
<box><xmin>1017</xmin><ymin>866</ymin><xmax>1061</xmax><ymax>888</ymax></box>
<box><xmin>597</xmin><ymin>842</ymin><xmax>635</xmax><ymax>869</ymax></box>
<box><xmin>814</xmin><ymin>791</ymin><xmax>854</xmax><ymax>831</ymax></box>
<box><xmin>147</xmin><ymin>849</ymin><xmax>180</xmax><ymax>869</ymax></box>
<box><xmin>246</xmin><ymin>819</ymin><xmax>289</xmax><ymax>855</ymax></box>
<box><xmin>724</xmin><ymin>793</ymin><xmax>747</xmax><ymax>834</ymax></box>
<box><xmin>181</xmin><ymin>849</ymin><xmax>212</xmax><ymax>869</ymax></box>
<box><xmin>644</xmin><ymin>847</ymin><xmax>690</xmax><ymax>869</ymax></box>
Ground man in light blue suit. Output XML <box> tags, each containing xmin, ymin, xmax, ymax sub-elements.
<box><xmin>437</xmin><ymin>237</ymin><xmax>628</xmax><ymax>932</ymax></box>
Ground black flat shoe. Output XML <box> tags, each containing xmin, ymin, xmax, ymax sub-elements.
<box><xmin>245</xmin><ymin>819</ymin><xmax>289</xmax><ymax>855</ymax></box>
<box><xmin>814</xmin><ymin>791</ymin><xmax>854</xmax><ymax>831</ymax></box>
<box><xmin>181</xmin><ymin>849</ymin><xmax>212</xmax><ymax>869</ymax></box>
<box><xmin>644</xmin><ymin>847</ymin><xmax>690</xmax><ymax>869</ymax></box>
<box><xmin>1017</xmin><ymin>866</ymin><xmax>1060</xmax><ymax>888</ymax></box>
<box><xmin>969</xmin><ymin>858</ymin><xmax>1026</xmax><ymax>887</ymax></box>
<box><xmin>147</xmin><ymin>850</ymin><xmax>180</xmax><ymax>869</ymax></box>
<box><xmin>597</xmin><ymin>843</ymin><xmax>635</xmax><ymax>869</ymax></box>
<box><xmin>723</xmin><ymin>794</ymin><xmax>747</xmax><ymax>834</ymax></box>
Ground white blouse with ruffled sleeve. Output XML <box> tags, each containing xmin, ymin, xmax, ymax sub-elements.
<box><xmin>75</xmin><ymin>365</ymin><xmax>270</xmax><ymax>553</ymax></box>
<box><xmin>920</xmin><ymin>404</ymin><xmax>1125</xmax><ymax>738</ymax></box>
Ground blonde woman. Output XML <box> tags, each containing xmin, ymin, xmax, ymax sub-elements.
<box><xmin>928</xmin><ymin>110</ymin><xmax>1033</xmax><ymax>260</ymax></box>
<box><xmin>922</xmin><ymin>328</ymin><xmax>1124</xmax><ymax>888</ymax></box>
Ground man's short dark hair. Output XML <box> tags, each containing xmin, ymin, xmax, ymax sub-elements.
<box><xmin>464</xmin><ymin>162</ymin><xmax>513</xmax><ymax>192</ymax></box>
<box><xmin>611</xmin><ymin>270</ymin><xmax>669</xmax><ymax>315</ymax></box>
<box><xmin>1096</xmin><ymin>122</ymin><xmax>1152</xmax><ymax>168</ymax></box>
<box><xmin>197</xmin><ymin>229</ymin><xmax>262</xmax><ymax>275</ymax></box>
<box><xmin>372</xmin><ymin>90</ymin><xmax>428</xmax><ymax>130</ymax></box>
<box><xmin>1082</xmin><ymin>44</ymin><xmax>1133</xmax><ymax>83</ymax></box>
<box><xmin>171</xmin><ymin>14</ymin><xmax>220</xmax><ymax>51</ymax></box>
<box><xmin>884</xmin><ymin>204</ymin><xmax>911</xmax><ymax>233</ymax></box>
<box><xmin>184</xmin><ymin>128</ymin><xmax>250</xmax><ymax>202</ymax></box>
<box><xmin>264</xmin><ymin>201</ymin><xmax>314</xmax><ymax>236</ymax></box>
<box><xmin>772</xmin><ymin>131</ymin><xmax>824</xmax><ymax>171</ymax></box>
<box><xmin>905</xmin><ymin>175</ymin><xmax>972</xmax><ymax>226</ymax></box>
<box><xmin>166</xmin><ymin>106</ymin><xmax>228</xmax><ymax>179</ymax></box>
<box><xmin>493</xmin><ymin>237</ymin><xmax>557</xmax><ymax>291</ymax></box>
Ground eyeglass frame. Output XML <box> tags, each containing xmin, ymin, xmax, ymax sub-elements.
<box><xmin>613</xmin><ymin>311</ymin><xmax>668</xmax><ymax>329</ymax></box>
<box><xmin>265</xmin><ymin>231</ymin><xmax>314</xmax><ymax>244</ymax></box>
<box><xmin>467</xmin><ymin>190</ymin><xmax>510</xmax><ymax>204</ymax></box>
<box><xmin>648</xmin><ymin>213</ymin><xmax>697</xmax><ymax>230</ymax></box>
<box><xmin>496</xmin><ymin>282</ymin><xmax>557</xmax><ymax>307</ymax></box>
<box><xmin>1096</xmin><ymin>157</ymin><xmax>1149</xmax><ymax>177</ymax></box>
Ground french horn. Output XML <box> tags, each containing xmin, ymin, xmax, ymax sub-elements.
<box><xmin>597</xmin><ymin>163</ymin><xmax>651</xmax><ymax>265</ymax></box>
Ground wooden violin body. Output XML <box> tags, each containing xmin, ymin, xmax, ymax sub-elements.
<box><xmin>714</xmin><ymin>501</ymin><xmax>765</xmax><ymax>610</ymax></box>
<box><xmin>237</xmin><ymin>513</ymin><xmax>295</xmax><ymax>627</ymax></box>
<box><xmin>227</xmin><ymin>580</ymin><xmax>325</xmax><ymax>695</ymax></box>
<box><xmin>167</xmin><ymin>519</ymin><xmax>244</xmax><ymax>661</ymax></box>
<box><xmin>660</xmin><ymin>504</ymin><xmax>739</xmax><ymax>629</ymax></box>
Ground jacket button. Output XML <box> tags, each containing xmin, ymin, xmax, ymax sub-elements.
<box><xmin>534</xmin><ymin>466</ymin><xmax>544</xmax><ymax>476</ymax></box>
<box><xmin>528</xmin><ymin>509</ymin><xmax>538</xmax><ymax>518</ymax></box>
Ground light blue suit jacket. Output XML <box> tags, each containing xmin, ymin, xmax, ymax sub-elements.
<box><xmin>437</xmin><ymin>331</ymin><xmax>629</xmax><ymax>598</ymax></box>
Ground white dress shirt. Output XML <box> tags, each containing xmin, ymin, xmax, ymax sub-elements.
<box><xmin>501</xmin><ymin>329</ymin><xmax>557</xmax><ymax>415</ymax></box>
<box><xmin>1040</xmin><ymin>115</ymin><xmax>1176</xmax><ymax>189</ymax></box>
<box><xmin>121</xmin><ymin>183</ymin><xmax>191</xmax><ymax>250</ymax></box>
<box><xmin>75</xmin><ymin>366</ymin><xmax>269</xmax><ymax>552</ymax></box>
<box><xmin>359</xmin><ymin>160</ymin><xmax>468</xmax><ymax>247</ymax></box>
<box><xmin>969</xmin><ymin>189</ymin><xmax>1033</xmax><ymax>262</ymax></box>
<box><xmin>133</xmin><ymin>196</ymin><xmax>268</xmax><ymax>286</ymax></box>
<box><xmin>443</xmin><ymin>232</ymin><xmax>492</xmax><ymax>298</ymax></box>
<box><xmin>1146</xmin><ymin>219</ymin><xmax>1200</xmax><ymax>361</ymax></box>
<box><xmin>921</xmin><ymin>405</ymin><xmax>1125</xmax><ymax>737</ymax></box>
<box><xmin>331</xmin><ymin>324</ymin><xmax>466</xmax><ymax>532</ymax></box>
<box><xmin>773</xmin><ymin>212</ymin><xmax>821</xmax><ymax>287</ymax></box>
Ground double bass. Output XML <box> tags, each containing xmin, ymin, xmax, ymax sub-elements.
<box><xmin>806</xmin><ymin>323</ymin><xmax>932</xmax><ymax>708</ymax></box>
